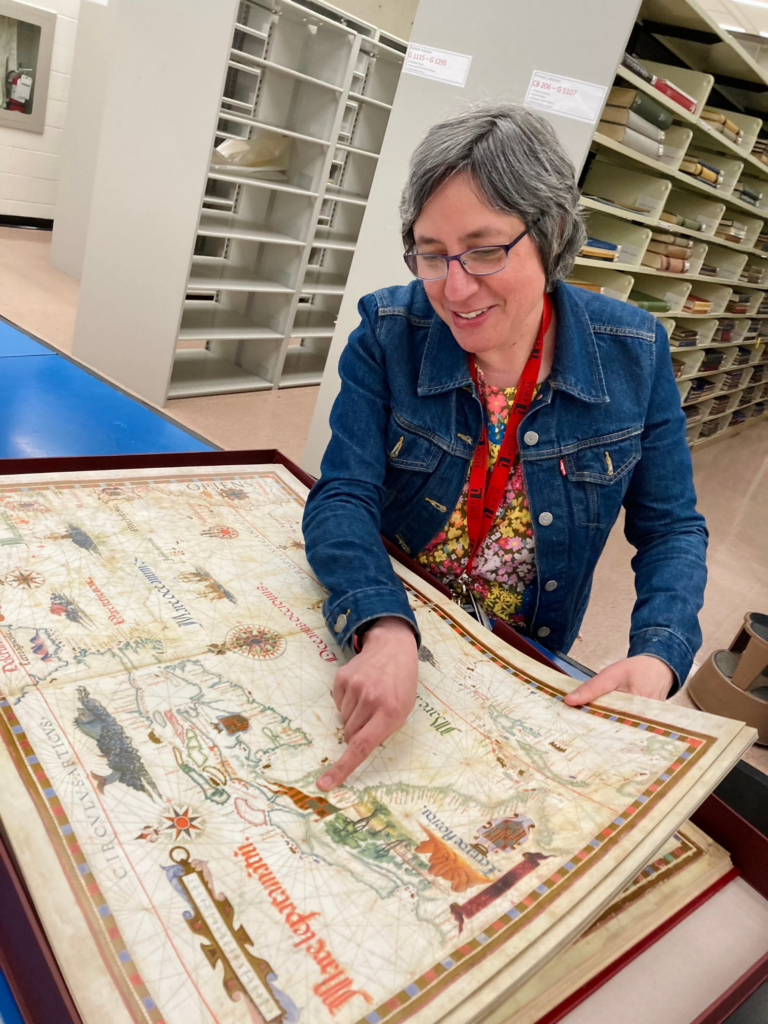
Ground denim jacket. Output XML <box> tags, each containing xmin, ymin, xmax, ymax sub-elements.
<box><xmin>303</xmin><ymin>280</ymin><xmax>708</xmax><ymax>687</ymax></box>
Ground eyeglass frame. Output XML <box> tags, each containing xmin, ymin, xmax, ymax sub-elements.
<box><xmin>403</xmin><ymin>220</ymin><xmax>538</xmax><ymax>281</ymax></box>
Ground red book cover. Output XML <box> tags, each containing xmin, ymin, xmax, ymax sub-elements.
<box><xmin>654</xmin><ymin>78</ymin><xmax>697</xmax><ymax>113</ymax></box>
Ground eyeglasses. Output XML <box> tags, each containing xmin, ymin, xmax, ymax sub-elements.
<box><xmin>403</xmin><ymin>224</ymin><xmax>534</xmax><ymax>281</ymax></box>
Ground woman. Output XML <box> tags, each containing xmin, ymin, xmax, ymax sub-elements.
<box><xmin>303</xmin><ymin>104</ymin><xmax>707</xmax><ymax>791</ymax></box>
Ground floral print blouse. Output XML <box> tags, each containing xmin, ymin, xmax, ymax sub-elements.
<box><xmin>417</xmin><ymin>369</ymin><xmax>538</xmax><ymax>626</ymax></box>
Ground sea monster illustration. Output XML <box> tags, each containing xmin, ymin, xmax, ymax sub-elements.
<box><xmin>74</xmin><ymin>686</ymin><xmax>160</xmax><ymax>798</ymax></box>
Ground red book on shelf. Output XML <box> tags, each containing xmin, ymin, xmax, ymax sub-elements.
<box><xmin>654</xmin><ymin>78</ymin><xmax>697</xmax><ymax>113</ymax></box>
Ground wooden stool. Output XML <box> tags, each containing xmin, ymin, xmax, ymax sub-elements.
<box><xmin>688</xmin><ymin>612</ymin><xmax>768</xmax><ymax>745</ymax></box>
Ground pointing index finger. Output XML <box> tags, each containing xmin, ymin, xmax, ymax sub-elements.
<box><xmin>316</xmin><ymin>715</ymin><xmax>386</xmax><ymax>791</ymax></box>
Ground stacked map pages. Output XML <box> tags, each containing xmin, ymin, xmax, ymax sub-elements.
<box><xmin>0</xmin><ymin>462</ymin><xmax>755</xmax><ymax>1024</ymax></box>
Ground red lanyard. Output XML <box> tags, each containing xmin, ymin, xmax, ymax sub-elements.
<box><xmin>459</xmin><ymin>293</ymin><xmax>552</xmax><ymax>588</ymax></box>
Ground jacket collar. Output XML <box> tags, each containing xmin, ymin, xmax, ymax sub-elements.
<box><xmin>416</xmin><ymin>281</ymin><xmax>609</xmax><ymax>403</ymax></box>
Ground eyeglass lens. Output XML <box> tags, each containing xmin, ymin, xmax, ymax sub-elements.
<box><xmin>407</xmin><ymin>246</ymin><xmax>508</xmax><ymax>280</ymax></box>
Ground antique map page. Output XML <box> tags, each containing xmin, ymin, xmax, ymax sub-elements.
<box><xmin>0</xmin><ymin>463</ymin><xmax>754</xmax><ymax>1024</ymax></box>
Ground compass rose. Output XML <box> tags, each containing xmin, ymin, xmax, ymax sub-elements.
<box><xmin>162</xmin><ymin>807</ymin><xmax>202</xmax><ymax>841</ymax></box>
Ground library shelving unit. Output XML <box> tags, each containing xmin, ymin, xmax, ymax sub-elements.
<box><xmin>575</xmin><ymin>0</ymin><xmax>768</xmax><ymax>449</ymax></box>
<box><xmin>172</xmin><ymin>0</ymin><xmax>406</xmax><ymax>398</ymax></box>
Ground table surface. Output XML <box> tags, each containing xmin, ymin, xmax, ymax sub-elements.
<box><xmin>0</xmin><ymin>318</ymin><xmax>214</xmax><ymax>458</ymax></box>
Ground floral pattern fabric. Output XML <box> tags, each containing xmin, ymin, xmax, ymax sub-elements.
<box><xmin>417</xmin><ymin>370</ymin><xmax>538</xmax><ymax>626</ymax></box>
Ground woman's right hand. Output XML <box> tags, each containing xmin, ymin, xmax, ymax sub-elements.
<box><xmin>317</xmin><ymin>617</ymin><xmax>418</xmax><ymax>791</ymax></box>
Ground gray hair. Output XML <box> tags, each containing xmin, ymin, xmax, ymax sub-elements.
<box><xmin>400</xmin><ymin>103</ymin><xmax>586</xmax><ymax>290</ymax></box>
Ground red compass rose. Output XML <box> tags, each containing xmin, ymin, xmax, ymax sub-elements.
<box><xmin>162</xmin><ymin>807</ymin><xmax>202</xmax><ymax>841</ymax></box>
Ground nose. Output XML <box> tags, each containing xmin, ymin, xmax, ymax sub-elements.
<box><xmin>443</xmin><ymin>258</ymin><xmax>481</xmax><ymax>304</ymax></box>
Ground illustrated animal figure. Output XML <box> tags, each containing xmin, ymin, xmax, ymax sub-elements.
<box><xmin>74</xmin><ymin>686</ymin><xmax>160</xmax><ymax>798</ymax></box>
<box><xmin>50</xmin><ymin>593</ymin><xmax>91</xmax><ymax>624</ymax></box>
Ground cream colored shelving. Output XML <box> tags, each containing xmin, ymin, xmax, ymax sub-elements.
<box><xmin>581</xmin><ymin>0</ymin><xmax>768</xmax><ymax>446</ymax></box>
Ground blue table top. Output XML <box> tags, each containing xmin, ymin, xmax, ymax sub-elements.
<box><xmin>0</xmin><ymin>320</ymin><xmax>213</xmax><ymax>459</ymax></box>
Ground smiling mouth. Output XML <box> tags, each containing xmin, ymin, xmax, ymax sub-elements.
<box><xmin>454</xmin><ymin>308</ymin><xmax>490</xmax><ymax>320</ymax></box>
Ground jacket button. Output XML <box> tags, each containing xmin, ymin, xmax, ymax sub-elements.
<box><xmin>544</xmin><ymin>580</ymin><xmax>558</xmax><ymax>591</ymax></box>
<box><xmin>334</xmin><ymin>614</ymin><xmax>347</xmax><ymax>633</ymax></box>
<box><xmin>538</xmin><ymin>512</ymin><xmax>553</xmax><ymax>526</ymax></box>
<box><xmin>523</xmin><ymin>431</ymin><xmax>539</xmax><ymax>445</ymax></box>
<box><xmin>537</xmin><ymin>626</ymin><xmax>551</xmax><ymax>638</ymax></box>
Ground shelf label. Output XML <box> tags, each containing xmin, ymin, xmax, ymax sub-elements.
<box><xmin>403</xmin><ymin>43</ymin><xmax>472</xmax><ymax>88</ymax></box>
<box><xmin>524</xmin><ymin>70</ymin><xmax>607</xmax><ymax>124</ymax></box>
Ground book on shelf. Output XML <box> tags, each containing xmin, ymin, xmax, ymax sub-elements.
<box><xmin>680</xmin><ymin>159</ymin><xmax>722</xmax><ymax>186</ymax></box>
<box><xmin>647</xmin><ymin>238</ymin><xmax>693</xmax><ymax>258</ymax></box>
<box><xmin>700</xmin><ymin>419</ymin><xmax>724</xmax><ymax>437</ymax></box>
<box><xmin>684</xmin><ymin>295</ymin><xmax>714</xmax><ymax>313</ymax></box>
<box><xmin>597</xmin><ymin>121</ymin><xmax>664</xmax><ymax>160</ymax></box>
<box><xmin>671</xmin><ymin>358</ymin><xmax>686</xmax><ymax>378</ymax></box>
<box><xmin>580</xmin><ymin>245</ymin><xmax>620</xmax><ymax>262</ymax></box>
<box><xmin>621</xmin><ymin>52</ymin><xmax>655</xmax><ymax>83</ymax></box>
<box><xmin>607</xmin><ymin>86</ymin><xmax>673</xmax><ymax>130</ymax></box>
<box><xmin>733</xmin><ymin>182</ymin><xmax>762</xmax><ymax>201</ymax></box>
<box><xmin>600</xmin><ymin>104</ymin><xmax>665</xmax><ymax>142</ymax></box>
<box><xmin>671</xmin><ymin>328</ymin><xmax>700</xmax><ymax>347</ymax></box>
<box><xmin>582</xmin><ymin>194</ymin><xmax>653</xmax><ymax>215</ymax></box>
<box><xmin>698</xmin><ymin>263</ymin><xmax>718</xmax><ymax>277</ymax></box>
<box><xmin>641</xmin><ymin>251</ymin><xmax>690</xmax><ymax>273</ymax></box>
<box><xmin>628</xmin><ymin>289</ymin><xmax>670</xmax><ymax>312</ymax></box>
<box><xmin>568</xmin><ymin>280</ymin><xmax>605</xmax><ymax>293</ymax></box>
<box><xmin>701</xmin><ymin>109</ymin><xmax>744</xmax><ymax>144</ymax></box>
<box><xmin>741</xmin><ymin>268</ymin><xmax>765</xmax><ymax>285</ymax></box>
<box><xmin>653</xmin><ymin>77</ymin><xmax>698</xmax><ymax>114</ymax></box>
<box><xmin>689</xmin><ymin>379</ymin><xmax>716</xmax><ymax>399</ymax></box>
<box><xmin>723</xmin><ymin>369</ymin><xmax>746</xmax><ymax>388</ymax></box>
<box><xmin>659</xmin><ymin>211</ymin><xmax>702</xmax><ymax>231</ymax></box>
<box><xmin>701</xmin><ymin>352</ymin><xmax>726</xmax><ymax>372</ymax></box>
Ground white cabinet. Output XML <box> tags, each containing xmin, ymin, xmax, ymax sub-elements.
<box><xmin>70</xmin><ymin>0</ymin><xmax>405</xmax><ymax>406</ymax></box>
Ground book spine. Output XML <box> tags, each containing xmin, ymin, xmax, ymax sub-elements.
<box><xmin>621</xmin><ymin>53</ymin><xmax>655</xmax><ymax>83</ymax></box>
<box><xmin>617</xmin><ymin>125</ymin><xmax>664</xmax><ymax>160</ymax></box>
<box><xmin>625</xmin><ymin>108</ymin><xmax>665</xmax><ymax>142</ymax></box>
<box><xmin>585</xmin><ymin>237</ymin><xmax>619</xmax><ymax>251</ymax></box>
<box><xmin>653</xmin><ymin>78</ymin><xmax>698</xmax><ymax>114</ymax></box>
<box><xmin>665</xmin><ymin>257</ymin><xmax>690</xmax><ymax>273</ymax></box>
<box><xmin>630</xmin><ymin>90</ymin><xmax>673</xmax><ymax>130</ymax></box>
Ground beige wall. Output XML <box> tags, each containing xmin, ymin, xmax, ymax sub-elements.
<box><xmin>331</xmin><ymin>0</ymin><xmax>417</xmax><ymax>40</ymax></box>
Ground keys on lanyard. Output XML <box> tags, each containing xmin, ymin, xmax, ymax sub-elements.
<box><xmin>454</xmin><ymin>293</ymin><xmax>552</xmax><ymax>610</ymax></box>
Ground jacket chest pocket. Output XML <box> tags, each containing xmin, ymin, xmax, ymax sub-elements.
<box><xmin>385</xmin><ymin>419</ymin><xmax>443</xmax><ymax>472</ymax></box>
<box><xmin>562</xmin><ymin>431</ymin><xmax>642</xmax><ymax>528</ymax></box>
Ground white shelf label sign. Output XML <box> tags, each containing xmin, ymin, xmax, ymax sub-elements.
<box><xmin>524</xmin><ymin>70</ymin><xmax>607</xmax><ymax>124</ymax></box>
<box><xmin>403</xmin><ymin>43</ymin><xmax>472</xmax><ymax>88</ymax></box>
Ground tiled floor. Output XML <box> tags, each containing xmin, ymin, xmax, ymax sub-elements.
<box><xmin>1</xmin><ymin>226</ymin><xmax>765</xmax><ymax>772</ymax></box>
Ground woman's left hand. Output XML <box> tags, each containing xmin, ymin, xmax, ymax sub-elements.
<box><xmin>563</xmin><ymin>655</ymin><xmax>675</xmax><ymax>706</ymax></box>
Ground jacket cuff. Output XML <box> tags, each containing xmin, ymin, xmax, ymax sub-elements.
<box><xmin>324</xmin><ymin>586</ymin><xmax>421</xmax><ymax>650</ymax></box>
<box><xmin>627</xmin><ymin>626</ymin><xmax>694</xmax><ymax>695</ymax></box>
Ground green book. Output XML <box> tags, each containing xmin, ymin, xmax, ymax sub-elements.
<box><xmin>681</xmin><ymin>217</ymin><xmax>701</xmax><ymax>231</ymax></box>
<box><xmin>607</xmin><ymin>86</ymin><xmax>674</xmax><ymax>130</ymax></box>
<box><xmin>629</xmin><ymin>289</ymin><xmax>671</xmax><ymax>312</ymax></box>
